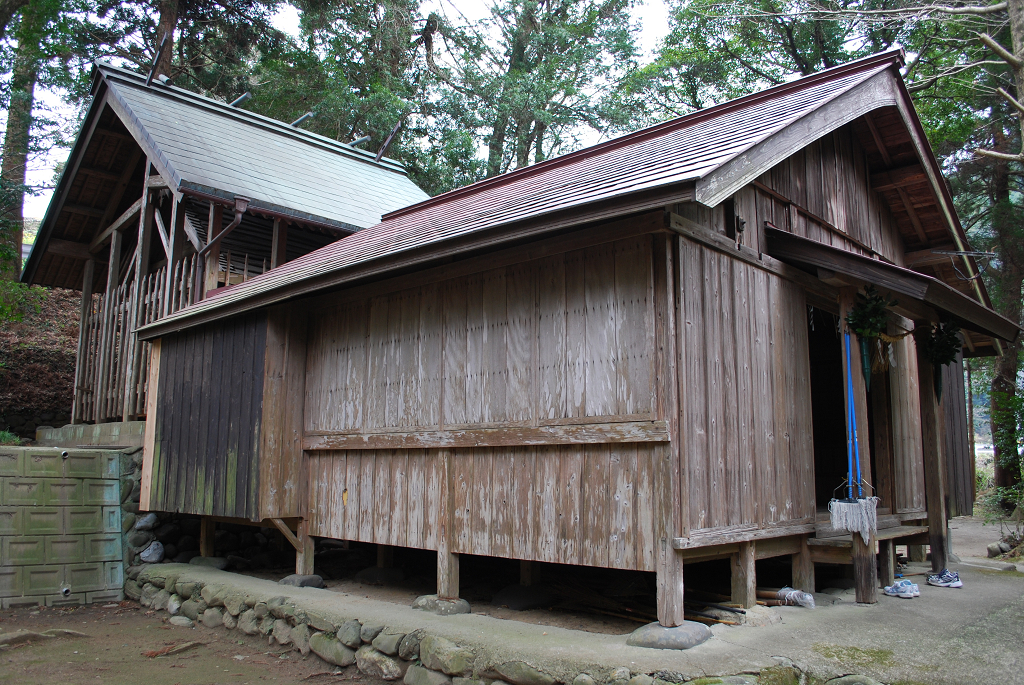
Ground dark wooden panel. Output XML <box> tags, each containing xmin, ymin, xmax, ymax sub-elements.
<box><xmin>151</xmin><ymin>310</ymin><xmax>267</xmax><ymax>519</ymax></box>
<box><xmin>942</xmin><ymin>351</ymin><xmax>973</xmax><ymax>517</ymax></box>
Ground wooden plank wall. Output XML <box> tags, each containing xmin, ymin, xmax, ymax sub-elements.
<box><xmin>676</xmin><ymin>235</ymin><xmax>815</xmax><ymax>534</ymax></box>
<box><xmin>303</xmin><ymin>234</ymin><xmax>656</xmax><ymax>434</ymax></box>
<box><xmin>942</xmin><ymin>351</ymin><xmax>973</xmax><ymax>517</ymax></box>
<box><xmin>149</xmin><ymin>311</ymin><xmax>268</xmax><ymax>519</ymax></box>
<box><xmin>693</xmin><ymin>125</ymin><xmax>905</xmax><ymax>264</ymax></box>
<box><xmin>888</xmin><ymin>318</ymin><xmax>926</xmax><ymax>514</ymax></box>
<box><xmin>306</xmin><ymin>443</ymin><xmax>670</xmax><ymax>572</ymax></box>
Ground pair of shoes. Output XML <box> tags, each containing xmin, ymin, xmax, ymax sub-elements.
<box><xmin>927</xmin><ymin>569</ymin><xmax>963</xmax><ymax>588</ymax></box>
<box><xmin>883</xmin><ymin>579</ymin><xmax>919</xmax><ymax>598</ymax></box>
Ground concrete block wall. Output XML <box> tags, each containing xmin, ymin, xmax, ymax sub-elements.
<box><xmin>0</xmin><ymin>447</ymin><xmax>124</xmax><ymax>607</ymax></box>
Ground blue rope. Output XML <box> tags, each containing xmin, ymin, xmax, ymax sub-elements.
<box><xmin>844</xmin><ymin>330</ymin><xmax>864</xmax><ymax>498</ymax></box>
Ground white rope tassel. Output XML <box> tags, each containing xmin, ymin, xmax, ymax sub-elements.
<box><xmin>829</xmin><ymin>497</ymin><xmax>880</xmax><ymax>545</ymax></box>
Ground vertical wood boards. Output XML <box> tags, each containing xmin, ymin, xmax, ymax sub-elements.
<box><xmin>140</xmin><ymin>339</ymin><xmax>161</xmax><ymax>511</ymax></box>
<box><xmin>261</xmin><ymin>304</ymin><xmax>308</xmax><ymax>519</ymax></box>
<box><xmin>305</xmin><ymin>442</ymin><xmax>668</xmax><ymax>572</ymax></box>
<box><xmin>676</xmin><ymin>235</ymin><xmax>815</xmax><ymax>537</ymax></box>
<box><xmin>917</xmin><ymin>340</ymin><xmax>948</xmax><ymax>572</ymax></box>
<box><xmin>149</xmin><ymin>311</ymin><xmax>267</xmax><ymax>519</ymax></box>
<box><xmin>941</xmin><ymin>351</ymin><xmax>973</xmax><ymax>517</ymax></box>
<box><xmin>888</xmin><ymin>319</ymin><xmax>926</xmax><ymax>514</ymax></box>
<box><xmin>303</xmin><ymin>235</ymin><xmax>657</xmax><ymax>435</ymax></box>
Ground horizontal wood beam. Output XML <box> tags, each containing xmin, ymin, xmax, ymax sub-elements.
<box><xmin>905</xmin><ymin>244</ymin><xmax>957</xmax><ymax>267</ymax></box>
<box><xmin>64</xmin><ymin>203</ymin><xmax>105</xmax><ymax>218</ymax></box>
<box><xmin>89</xmin><ymin>198</ymin><xmax>143</xmax><ymax>252</ymax></box>
<box><xmin>79</xmin><ymin>166</ymin><xmax>122</xmax><ymax>182</ymax></box>
<box><xmin>672</xmin><ymin>522</ymin><xmax>816</xmax><ymax>549</ymax></box>
<box><xmin>303</xmin><ymin>420</ymin><xmax>670</xmax><ymax>451</ymax></box>
<box><xmin>47</xmin><ymin>239</ymin><xmax>92</xmax><ymax>260</ymax></box>
<box><xmin>871</xmin><ymin>164</ymin><xmax>927</xmax><ymax>192</ymax></box>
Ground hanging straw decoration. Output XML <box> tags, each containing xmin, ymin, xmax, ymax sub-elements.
<box><xmin>829</xmin><ymin>329</ymin><xmax>880</xmax><ymax>545</ymax></box>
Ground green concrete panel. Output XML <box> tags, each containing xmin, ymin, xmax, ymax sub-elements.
<box><xmin>0</xmin><ymin>507</ymin><xmax>17</xmax><ymax>535</ymax></box>
<box><xmin>24</xmin><ymin>451</ymin><xmax>62</xmax><ymax>477</ymax></box>
<box><xmin>44</xmin><ymin>536</ymin><xmax>86</xmax><ymax>564</ymax></box>
<box><xmin>4</xmin><ymin>596</ymin><xmax>43</xmax><ymax>609</ymax></box>
<box><xmin>87</xmin><ymin>589</ymin><xmax>123</xmax><ymax>603</ymax></box>
<box><xmin>63</xmin><ymin>451</ymin><xmax>103</xmax><ymax>479</ymax></box>
<box><xmin>65</xmin><ymin>507</ymin><xmax>103</xmax><ymax>534</ymax></box>
<box><xmin>66</xmin><ymin>563</ymin><xmax>106</xmax><ymax>592</ymax></box>
<box><xmin>2</xmin><ymin>478</ymin><xmax>46</xmax><ymax>506</ymax></box>
<box><xmin>85</xmin><ymin>533</ymin><xmax>120</xmax><ymax>562</ymax></box>
<box><xmin>82</xmin><ymin>479</ymin><xmax>119</xmax><ymax>506</ymax></box>
<box><xmin>23</xmin><ymin>508</ymin><xmax>61</xmax><ymax>535</ymax></box>
<box><xmin>46</xmin><ymin>479</ymin><xmax>85</xmax><ymax>506</ymax></box>
<box><xmin>46</xmin><ymin>593</ymin><xmax>85</xmax><ymax>607</ymax></box>
<box><xmin>0</xmin><ymin>451</ymin><xmax>23</xmax><ymax>477</ymax></box>
<box><xmin>0</xmin><ymin>565</ymin><xmax>22</xmax><ymax>597</ymax></box>
<box><xmin>23</xmin><ymin>565</ymin><xmax>61</xmax><ymax>594</ymax></box>
<box><xmin>3</xmin><ymin>536</ymin><xmax>44</xmax><ymax>565</ymax></box>
<box><xmin>103</xmin><ymin>561</ymin><xmax>124</xmax><ymax>589</ymax></box>
<box><xmin>101</xmin><ymin>506</ymin><xmax>121</xmax><ymax>533</ymax></box>
<box><xmin>102</xmin><ymin>453</ymin><xmax>119</xmax><ymax>479</ymax></box>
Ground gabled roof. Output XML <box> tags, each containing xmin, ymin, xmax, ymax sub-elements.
<box><xmin>94</xmin><ymin>62</ymin><xmax>428</xmax><ymax>230</ymax></box>
<box><xmin>141</xmin><ymin>49</ymin><xmax>970</xmax><ymax>338</ymax></box>
<box><xmin>21</xmin><ymin>61</ymin><xmax>428</xmax><ymax>288</ymax></box>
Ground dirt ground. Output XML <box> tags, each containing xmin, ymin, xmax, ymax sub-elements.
<box><xmin>0</xmin><ymin>601</ymin><xmax>385</xmax><ymax>685</ymax></box>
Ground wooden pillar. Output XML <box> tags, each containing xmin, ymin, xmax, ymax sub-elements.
<box><xmin>377</xmin><ymin>544</ymin><xmax>394</xmax><ymax>568</ymax></box>
<box><xmin>123</xmin><ymin>181</ymin><xmax>155</xmax><ymax>421</ymax></box>
<box><xmin>656</xmin><ymin>541</ymin><xmax>685</xmax><ymax>626</ymax></box>
<box><xmin>879</xmin><ymin>539</ymin><xmax>896</xmax><ymax>588</ymax></box>
<box><xmin>731</xmin><ymin>541</ymin><xmax>757</xmax><ymax>609</ymax></box>
<box><xmin>839</xmin><ymin>288</ymin><xmax>876</xmax><ymax>604</ymax></box>
<box><xmin>162</xmin><ymin>198</ymin><xmax>187</xmax><ymax>317</ymax></box>
<box><xmin>908</xmin><ymin>544</ymin><xmax>927</xmax><ymax>563</ymax></box>
<box><xmin>792</xmin><ymin>535</ymin><xmax>815</xmax><ymax>594</ymax></box>
<box><xmin>271</xmin><ymin>217</ymin><xmax>287</xmax><ymax>268</ymax></box>
<box><xmin>915</xmin><ymin>332</ymin><xmax>948</xmax><ymax>573</ymax></box>
<box><xmin>199</xmin><ymin>518</ymin><xmax>215</xmax><ymax>557</ymax></box>
<box><xmin>204</xmin><ymin>202</ymin><xmax>224</xmax><ymax>295</ymax></box>
<box><xmin>93</xmin><ymin>227</ymin><xmax>123</xmax><ymax>423</ymax></box>
<box><xmin>520</xmin><ymin>560</ymin><xmax>534</xmax><ymax>586</ymax></box>
<box><xmin>71</xmin><ymin>259</ymin><xmax>95</xmax><ymax>424</ymax></box>
<box><xmin>296</xmin><ymin>519</ymin><xmax>315</xmax><ymax>575</ymax></box>
<box><xmin>438</xmin><ymin>549</ymin><xmax>459</xmax><ymax>600</ymax></box>
<box><xmin>437</xmin><ymin>448</ymin><xmax>460</xmax><ymax>600</ymax></box>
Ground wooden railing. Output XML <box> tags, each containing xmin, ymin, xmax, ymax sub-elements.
<box><xmin>73</xmin><ymin>255</ymin><xmax>201</xmax><ymax>423</ymax></box>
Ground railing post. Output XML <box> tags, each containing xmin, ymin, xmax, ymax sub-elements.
<box><xmin>122</xmin><ymin>168</ymin><xmax>156</xmax><ymax>421</ymax></box>
<box><xmin>71</xmin><ymin>259</ymin><xmax>94</xmax><ymax>424</ymax></box>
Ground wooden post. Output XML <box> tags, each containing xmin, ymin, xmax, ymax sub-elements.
<box><xmin>731</xmin><ymin>541</ymin><xmax>757</xmax><ymax>609</ymax></box>
<box><xmin>915</xmin><ymin>332</ymin><xmax>948</xmax><ymax>573</ymax></box>
<box><xmin>839</xmin><ymin>288</ymin><xmax>877</xmax><ymax>604</ymax></box>
<box><xmin>271</xmin><ymin>217</ymin><xmax>287</xmax><ymax>268</ymax></box>
<box><xmin>437</xmin><ymin>448</ymin><xmax>460</xmax><ymax>600</ymax></box>
<box><xmin>123</xmin><ymin>181</ymin><xmax>156</xmax><ymax>421</ymax></box>
<box><xmin>879</xmin><ymin>539</ymin><xmax>896</xmax><ymax>588</ymax></box>
<box><xmin>908</xmin><ymin>545</ymin><xmax>926</xmax><ymax>563</ymax></box>
<box><xmin>377</xmin><ymin>544</ymin><xmax>394</xmax><ymax>568</ymax></box>
<box><xmin>296</xmin><ymin>519</ymin><xmax>315</xmax><ymax>575</ymax></box>
<box><xmin>71</xmin><ymin>259</ymin><xmax>95</xmax><ymax>424</ymax></box>
<box><xmin>139</xmin><ymin>339</ymin><xmax>161</xmax><ymax>512</ymax></box>
<box><xmin>199</xmin><ymin>518</ymin><xmax>215</xmax><ymax>557</ymax></box>
<box><xmin>93</xmin><ymin>227</ymin><xmax>123</xmax><ymax>423</ymax></box>
<box><xmin>656</xmin><ymin>541</ymin><xmax>685</xmax><ymax>626</ymax></box>
<box><xmin>792</xmin><ymin>535</ymin><xmax>815</xmax><ymax>594</ymax></box>
<box><xmin>162</xmin><ymin>198</ymin><xmax>187</xmax><ymax>317</ymax></box>
<box><xmin>204</xmin><ymin>202</ymin><xmax>224</xmax><ymax>295</ymax></box>
<box><xmin>520</xmin><ymin>560</ymin><xmax>534</xmax><ymax>586</ymax></box>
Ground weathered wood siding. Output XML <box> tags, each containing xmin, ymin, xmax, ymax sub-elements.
<box><xmin>149</xmin><ymin>311</ymin><xmax>267</xmax><ymax>519</ymax></box>
<box><xmin>888</xmin><ymin>319</ymin><xmax>926</xmax><ymax>514</ymax></box>
<box><xmin>942</xmin><ymin>351</ymin><xmax>973</xmax><ymax>517</ymax></box>
<box><xmin>676</xmin><ymin>235</ymin><xmax>816</xmax><ymax>534</ymax></box>
<box><xmin>306</xmin><ymin>443</ymin><xmax>670</xmax><ymax>571</ymax></box>
<box><xmin>303</xmin><ymin>235</ymin><xmax>656</xmax><ymax>434</ymax></box>
<box><xmin>693</xmin><ymin>124</ymin><xmax>906</xmax><ymax>264</ymax></box>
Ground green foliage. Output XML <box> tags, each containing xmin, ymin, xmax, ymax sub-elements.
<box><xmin>0</xmin><ymin>430</ymin><xmax>21</xmax><ymax>445</ymax></box>
<box><xmin>916</xmin><ymin>321</ymin><xmax>962</xmax><ymax>368</ymax></box>
<box><xmin>845</xmin><ymin>286</ymin><xmax>897</xmax><ymax>340</ymax></box>
<box><xmin>989</xmin><ymin>388</ymin><xmax>1024</xmax><ymax>511</ymax></box>
<box><xmin>0</xmin><ymin>279</ymin><xmax>44</xmax><ymax>322</ymax></box>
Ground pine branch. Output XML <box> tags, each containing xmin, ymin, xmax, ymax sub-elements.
<box><xmin>979</xmin><ymin>33</ymin><xmax>1023</xmax><ymax>68</ymax></box>
<box><xmin>975</xmin><ymin>148</ymin><xmax>1024</xmax><ymax>161</ymax></box>
<box><xmin>997</xmin><ymin>87</ymin><xmax>1024</xmax><ymax>115</ymax></box>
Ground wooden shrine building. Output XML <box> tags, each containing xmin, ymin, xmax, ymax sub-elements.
<box><xmin>36</xmin><ymin>50</ymin><xmax>1021</xmax><ymax>629</ymax></box>
<box><xmin>21</xmin><ymin>60</ymin><xmax>428</xmax><ymax>424</ymax></box>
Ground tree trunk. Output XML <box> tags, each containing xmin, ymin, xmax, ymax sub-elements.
<box><xmin>0</xmin><ymin>0</ymin><xmax>29</xmax><ymax>40</ymax></box>
<box><xmin>0</xmin><ymin>53</ymin><xmax>38</xmax><ymax>280</ymax></box>
<box><xmin>154</xmin><ymin>0</ymin><xmax>179</xmax><ymax>78</ymax></box>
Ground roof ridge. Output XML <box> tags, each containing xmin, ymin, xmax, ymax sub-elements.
<box><xmin>93</xmin><ymin>60</ymin><xmax>410</xmax><ymax>175</ymax></box>
<box><xmin>382</xmin><ymin>48</ymin><xmax>905</xmax><ymax>221</ymax></box>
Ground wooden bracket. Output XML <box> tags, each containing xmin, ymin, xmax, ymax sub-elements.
<box><xmin>270</xmin><ymin>518</ymin><xmax>302</xmax><ymax>552</ymax></box>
